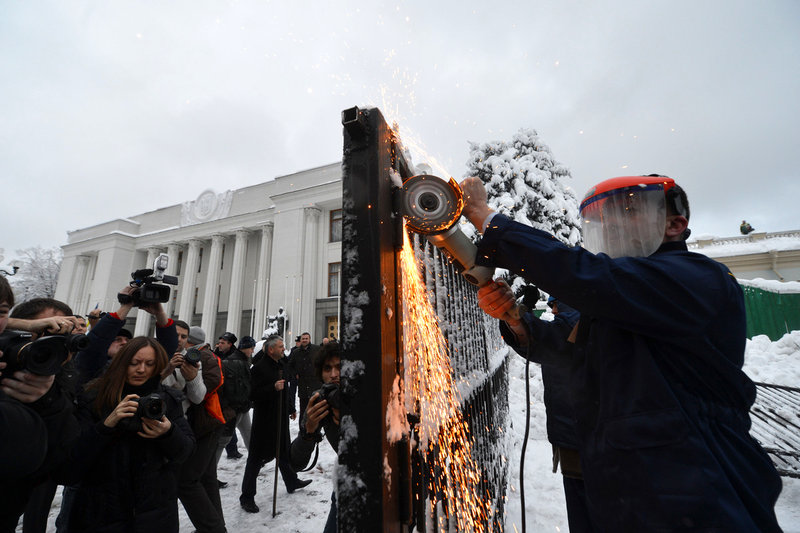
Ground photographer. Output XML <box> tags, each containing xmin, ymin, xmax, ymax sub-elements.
<box><xmin>0</xmin><ymin>278</ymin><xmax>81</xmax><ymax>532</ymax></box>
<box><xmin>5</xmin><ymin>298</ymin><xmax>84</xmax><ymax>533</ymax></box>
<box><xmin>290</xmin><ymin>341</ymin><xmax>341</xmax><ymax>533</ymax></box>
<box><xmin>177</xmin><ymin>326</ymin><xmax>228</xmax><ymax>533</ymax></box>
<box><xmin>75</xmin><ymin>284</ymin><xmax>177</xmax><ymax>388</ymax></box>
<box><xmin>66</xmin><ymin>337</ymin><xmax>194</xmax><ymax>532</ymax></box>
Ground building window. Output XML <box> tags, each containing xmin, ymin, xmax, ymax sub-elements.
<box><xmin>328</xmin><ymin>262</ymin><xmax>341</xmax><ymax>297</ymax></box>
<box><xmin>221</xmin><ymin>244</ymin><xmax>225</xmax><ymax>270</ymax></box>
<box><xmin>198</xmin><ymin>248</ymin><xmax>203</xmax><ymax>273</ymax></box>
<box><xmin>193</xmin><ymin>287</ymin><xmax>199</xmax><ymax>314</ymax></box>
<box><xmin>177</xmin><ymin>251</ymin><xmax>183</xmax><ymax>275</ymax></box>
<box><xmin>330</xmin><ymin>209</ymin><xmax>342</xmax><ymax>242</ymax></box>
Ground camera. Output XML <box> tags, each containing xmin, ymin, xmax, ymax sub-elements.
<box><xmin>0</xmin><ymin>330</ymin><xmax>89</xmax><ymax>376</ymax></box>
<box><xmin>118</xmin><ymin>253</ymin><xmax>179</xmax><ymax>307</ymax></box>
<box><xmin>313</xmin><ymin>382</ymin><xmax>340</xmax><ymax>424</ymax></box>
<box><xmin>118</xmin><ymin>392</ymin><xmax>167</xmax><ymax>432</ymax></box>
<box><xmin>182</xmin><ymin>347</ymin><xmax>202</xmax><ymax>367</ymax></box>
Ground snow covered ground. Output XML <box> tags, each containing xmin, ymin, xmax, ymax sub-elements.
<box><xmin>28</xmin><ymin>330</ymin><xmax>800</xmax><ymax>532</ymax></box>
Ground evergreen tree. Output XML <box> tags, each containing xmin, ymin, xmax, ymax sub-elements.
<box><xmin>464</xmin><ymin>128</ymin><xmax>582</xmax><ymax>297</ymax></box>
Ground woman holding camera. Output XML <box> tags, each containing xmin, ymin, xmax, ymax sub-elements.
<box><xmin>66</xmin><ymin>336</ymin><xmax>195</xmax><ymax>533</ymax></box>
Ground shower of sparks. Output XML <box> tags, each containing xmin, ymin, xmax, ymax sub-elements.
<box><xmin>400</xmin><ymin>228</ymin><xmax>495</xmax><ymax>532</ymax></box>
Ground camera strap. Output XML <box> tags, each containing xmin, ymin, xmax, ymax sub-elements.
<box><xmin>297</xmin><ymin>441</ymin><xmax>321</xmax><ymax>472</ymax></box>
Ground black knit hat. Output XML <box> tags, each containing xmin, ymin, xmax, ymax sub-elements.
<box><xmin>238</xmin><ymin>336</ymin><xmax>256</xmax><ymax>349</ymax></box>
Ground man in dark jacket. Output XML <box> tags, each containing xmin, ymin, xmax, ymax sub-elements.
<box><xmin>461</xmin><ymin>174</ymin><xmax>782</xmax><ymax>532</ymax></box>
<box><xmin>0</xmin><ymin>279</ymin><xmax>80</xmax><ymax>531</ymax></box>
<box><xmin>287</xmin><ymin>332</ymin><xmax>321</xmax><ymax>425</ymax></box>
<box><xmin>507</xmin><ymin>294</ymin><xmax>599</xmax><ymax>532</ymax></box>
<box><xmin>239</xmin><ymin>336</ymin><xmax>310</xmax><ymax>513</ymax></box>
<box><xmin>221</xmin><ymin>336</ymin><xmax>256</xmax><ymax>460</ymax></box>
<box><xmin>214</xmin><ymin>331</ymin><xmax>237</xmax><ymax>359</ymax></box>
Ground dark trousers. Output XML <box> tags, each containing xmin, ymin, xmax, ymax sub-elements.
<box><xmin>22</xmin><ymin>479</ymin><xmax>57</xmax><ymax>533</ymax></box>
<box><xmin>563</xmin><ymin>476</ymin><xmax>599</xmax><ymax>533</ymax></box>
<box><xmin>240</xmin><ymin>448</ymin><xmax>298</xmax><ymax>500</ymax></box>
<box><xmin>323</xmin><ymin>491</ymin><xmax>337</xmax><ymax>533</ymax></box>
<box><xmin>298</xmin><ymin>395</ymin><xmax>310</xmax><ymax>427</ymax></box>
<box><xmin>54</xmin><ymin>484</ymin><xmax>78</xmax><ymax>533</ymax></box>
<box><xmin>178</xmin><ymin>428</ymin><xmax>226</xmax><ymax>533</ymax></box>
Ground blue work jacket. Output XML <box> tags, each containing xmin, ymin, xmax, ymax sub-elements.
<box><xmin>478</xmin><ymin>214</ymin><xmax>782</xmax><ymax>532</ymax></box>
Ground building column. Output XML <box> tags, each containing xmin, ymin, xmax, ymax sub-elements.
<box><xmin>225</xmin><ymin>229</ymin><xmax>249</xmax><ymax>336</ymax></box>
<box><xmin>254</xmin><ymin>223</ymin><xmax>274</xmax><ymax>338</ymax></box>
<box><xmin>68</xmin><ymin>256</ymin><xmax>91</xmax><ymax>314</ymax></box>
<box><xmin>300</xmin><ymin>207</ymin><xmax>321</xmax><ymax>333</ymax></box>
<box><xmin>177</xmin><ymin>239</ymin><xmax>203</xmax><ymax>323</ymax></box>
<box><xmin>165</xmin><ymin>243</ymin><xmax>182</xmax><ymax>318</ymax></box>
<box><xmin>134</xmin><ymin>247</ymin><xmax>162</xmax><ymax>336</ymax></box>
<box><xmin>200</xmin><ymin>234</ymin><xmax>226</xmax><ymax>339</ymax></box>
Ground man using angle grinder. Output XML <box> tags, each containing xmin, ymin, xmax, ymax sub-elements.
<box><xmin>460</xmin><ymin>174</ymin><xmax>782</xmax><ymax>532</ymax></box>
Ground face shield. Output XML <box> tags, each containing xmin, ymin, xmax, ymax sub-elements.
<box><xmin>580</xmin><ymin>183</ymin><xmax>667</xmax><ymax>258</ymax></box>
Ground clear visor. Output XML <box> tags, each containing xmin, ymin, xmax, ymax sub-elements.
<box><xmin>580</xmin><ymin>186</ymin><xmax>666</xmax><ymax>258</ymax></box>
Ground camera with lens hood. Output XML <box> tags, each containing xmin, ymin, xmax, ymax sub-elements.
<box><xmin>0</xmin><ymin>330</ymin><xmax>89</xmax><ymax>376</ymax></box>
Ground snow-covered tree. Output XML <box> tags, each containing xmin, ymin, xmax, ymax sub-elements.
<box><xmin>465</xmin><ymin>128</ymin><xmax>582</xmax><ymax>297</ymax></box>
<box><xmin>9</xmin><ymin>246</ymin><xmax>62</xmax><ymax>302</ymax></box>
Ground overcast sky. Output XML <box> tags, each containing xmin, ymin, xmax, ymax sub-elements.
<box><xmin>1</xmin><ymin>0</ymin><xmax>798</xmax><ymax>261</ymax></box>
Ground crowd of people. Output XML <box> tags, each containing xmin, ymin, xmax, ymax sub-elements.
<box><xmin>1</xmin><ymin>171</ymin><xmax>787</xmax><ymax>532</ymax></box>
<box><xmin>0</xmin><ymin>273</ymin><xmax>337</xmax><ymax>533</ymax></box>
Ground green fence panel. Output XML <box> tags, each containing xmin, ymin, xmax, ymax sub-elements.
<box><xmin>740</xmin><ymin>285</ymin><xmax>800</xmax><ymax>341</ymax></box>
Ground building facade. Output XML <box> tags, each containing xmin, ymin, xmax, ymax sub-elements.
<box><xmin>689</xmin><ymin>230</ymin><xmax>800</xmax><ymax>282</ymax></box>
<box><xmin>54</xmin><ymin>163</ymin><xmax>343</xmax><ymax>343</ymax></box>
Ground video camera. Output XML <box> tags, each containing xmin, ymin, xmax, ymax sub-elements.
<box><xmin>118</xmin><ymin>253</ymin><xmax>178</xmax><ymax>307</ymax></box>
<box><xmin>118</xmin><ymin>392</ymin><xmax>168</xmax><ymax>432</ymax></box>
<box><xmin>0</xmin><ymin>330</ymin><xmax>89</xmax><ymax>376</ymax></box>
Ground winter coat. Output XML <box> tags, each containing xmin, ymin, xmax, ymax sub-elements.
<box><xmin>477</xmin><ymin>214</ymin><xmax>782</xmax><ymax>532</ymax></box>
<box><xmin>249</xmin><ymin>354</ymin><xmax>294</xmax><ymax>463</ymax></box>
<box><xmin>66</xmin><ymin>378</ymin><xmax>195</xmax><ymax>533</ymax></box>
<box><xmin>287</xmin><ymin>344</ymin><xmax>322</xmax><ymax>399</ymax></box>
<box><xmin>219</xmin><ymin>350</ymin><xmax>251</xmax><ymax>415</ymax></box>
<box><xmin>0</xmin><ymin>387</ymin><xmax>80</xmax><ymax>532</ymax></box>
<box><xmin>185</xmin><ymin>346</ymin><xmax>224</xmax><ymax>437</ymax></box>
<box><xmin>501</xmin><ymin>302</ymin><xmax>581</xmax><ymax>450</ymax></box>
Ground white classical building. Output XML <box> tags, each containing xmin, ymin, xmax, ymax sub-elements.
<box><xmin>54</xmin><ymin>163</ymin><xmax>343</xmax><ymax>343</ymax></box>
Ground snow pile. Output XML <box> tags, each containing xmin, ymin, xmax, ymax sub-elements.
<box><xmin>693</xmin><ymin>235</ymin><xmax>800</xmax><ymax>258</ymax></box>
<box><xmin>739</xmin><ymin>278</ymin><xmax>800</xmax><ymax>294</ymax></box>
<box><xmin>743</xmin><ymin>330</ymin><xmax>800</xmax><ymax>386</ymax></box>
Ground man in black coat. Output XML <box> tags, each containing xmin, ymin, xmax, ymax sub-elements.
<box><xmin>287</xmin><ymin>332</ymin><xmax>321</xmax><ymax>425</ymax></box>
<box><xmin>239</xmin><ymin>336</ymin><xmax>310</xmax><ymax>513</ymax></box>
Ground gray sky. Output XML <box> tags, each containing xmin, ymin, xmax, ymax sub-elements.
<box><xmin>2</xmin><ymin>0</ymin><xmax>798</xmax><ymax>260</ymax></box>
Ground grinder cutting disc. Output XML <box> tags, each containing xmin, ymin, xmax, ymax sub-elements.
<box><xmin>399</xmin><ymin>174</ymin><xmax>464</xmax><ymax>234</ymax></box>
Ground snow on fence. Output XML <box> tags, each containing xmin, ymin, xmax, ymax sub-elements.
<box><xmin>751</xmin><ymin>382</ymin><xmax>800</xmax><ymax>479</ymax></box>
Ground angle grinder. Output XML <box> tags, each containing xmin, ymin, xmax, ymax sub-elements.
<box><xmin>398</xmin><ymin>174</ymin><xmax>526</xmax><ymax>320</ymax></box>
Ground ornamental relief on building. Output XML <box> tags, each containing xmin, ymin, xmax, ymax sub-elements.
<box><xmin>181</xmin><ymin>189</ymin><xmax>233</xmax><ymax>226</ymax></box>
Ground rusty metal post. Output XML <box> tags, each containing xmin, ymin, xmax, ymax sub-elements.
<box><xmin>338</xmin><ymin>106</ymin><xmax>411</xmax><ymax>532</ymax></box>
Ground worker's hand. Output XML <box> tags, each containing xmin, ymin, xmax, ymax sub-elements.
<box><xmin>477</xmin><ymin>280</ymin><xmax>522</xmax><ymax>326</ymax></box>
<box><xmin>274</xmin><ymin>379</ymin><xmax>286</xmax><ymax>391</ymax></box>
<box><xmin>459</xmin><ymin>177</ymin><xmax>494</xmax><ymax>233</ymax></box>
